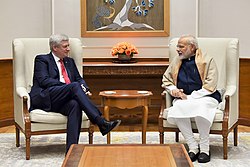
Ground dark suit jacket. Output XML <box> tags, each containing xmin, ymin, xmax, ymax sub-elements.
<box><xmin>29</xmin><ymin>52</ymin><xmax>89</xmax><ymax>111</ymax></box>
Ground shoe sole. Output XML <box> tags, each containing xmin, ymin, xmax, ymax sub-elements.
<box><xmin>188</xmin><ymin>152</ymin><xmax>199</xmax><ymax>162</ymax></box>
<box><xmin>198</xmin><ymin>153</ymin><xmax>210</xmax><ymax>163</ymax></box>
<box><xmin>113</xmin><ymin>120</ymin><xmax>121</xmax><ymax>130</ymax></box>
<box><xmin>198</xmin><ymin>159</ymin><xmax>210</xmax><ymax>163</ymax></box>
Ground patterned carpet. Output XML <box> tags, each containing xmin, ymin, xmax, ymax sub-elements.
<box><xmin>0</xmin><ymin>132</ymin><xmax>249</xmax><ymax>167</ymax></box>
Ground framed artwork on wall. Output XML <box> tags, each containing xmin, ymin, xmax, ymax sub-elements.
<box><xmin>81</xmin><ymin>0</ymin><xmax>170</xmax><ymax>37</ymax></box>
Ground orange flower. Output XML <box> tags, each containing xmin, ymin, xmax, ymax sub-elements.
<box><xmin>111</xmin><ymin>42</ymin><xmax>139</xmax><ymax>56</ymax></box>
<box><xmin>125</xmin><ymin>50</ymin><xmax>131</xmax><ymax>56</ymax></box>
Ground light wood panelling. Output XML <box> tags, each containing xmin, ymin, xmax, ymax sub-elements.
<box><xmin>0</xmin><ymin>59</ymin><xmax>14</xmax><ymax>127</ymax></box>
<box><xmin>239</xmin><ymin>58</ymin><xmax>250</xmax><ymax>126</ymax></box>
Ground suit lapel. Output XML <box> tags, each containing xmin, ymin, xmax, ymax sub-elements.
<box><xmin>63</xmin><ymin>57</ymin><xmax>72</xmax><ymax>81</ymax></box>
<box><xmin>48</xmin><ymin>53</ymin><xmax>59</xmax><ymax>76</ymax></box>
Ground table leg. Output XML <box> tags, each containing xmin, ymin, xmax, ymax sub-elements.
<box><xmin>142</xmin><ymin>105</ymin><xmax>148</xmax><ymax>144</ymax></box>
<box><xmin>103</xmin><ymin>105</ymin><xmax>110</xmax><ymax>144</ymax></box>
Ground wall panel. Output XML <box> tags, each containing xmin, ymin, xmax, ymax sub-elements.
<box><xmin>0</xmin><ymin>59</ymin><xmax>14</xmax><ymax>126</ymax></box>
<box><xmin>239</xmin><ymin>59</ymin><xmax>250</xmax><ymax>126</ymax></box>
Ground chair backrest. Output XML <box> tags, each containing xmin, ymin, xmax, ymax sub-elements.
<box><xmin>12</xmin><ymin>38</ymin><xmax>83</xmax><ymax>92</ymax></box>
<box><xmin>169</xmin><ymin>38</ymin><xmax>239</xmax><ymax>91</ymax></box>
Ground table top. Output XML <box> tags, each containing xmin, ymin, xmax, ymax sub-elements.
<box><xmin>62</xmin><ymin>144</ymin><xmax>193</xmax><ymax>167</ymax></box>
<box><xmin>99</xmin><ymin>90</ymin><xmax>153</xmax><ymax>98</ymax></box>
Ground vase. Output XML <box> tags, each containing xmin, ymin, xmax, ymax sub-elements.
<box><xmin>117</xmin><ymin>53</ymin><xmax>132</xmax><ymax>61</ymax></box>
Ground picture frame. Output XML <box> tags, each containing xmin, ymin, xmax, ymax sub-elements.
<box><xmin>81</xmin><ymin>0</ymin><xmax>170</xmax><ymax>37</ymax></box>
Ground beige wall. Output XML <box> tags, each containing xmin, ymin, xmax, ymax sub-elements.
<box><xmin>0</xmin><ymin>0</ymin><xmax>249</xmax><ymax>58</ymax></box>
<box><xmin>199</xmin><ymin>0</ymin><xmax>250</xmax><ymax>57</ymax></box>
<box><xmin>0</xmin><ymin>0</ymin><xmax>51</xmax><ymax>58</ymax></box>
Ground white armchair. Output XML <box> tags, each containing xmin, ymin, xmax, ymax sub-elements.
<box><xmin>159</xmin><ymin>38</ymin><xmax>239</xmax><ymax>159</ymax></box>
<box><xmin>12</xmin><ymin>38</ymin><xmax>94</xmax><ymax>160</ymax></box>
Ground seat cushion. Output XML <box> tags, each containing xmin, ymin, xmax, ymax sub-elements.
<box><xmin>30</xmin><ymin>109</ymin><xmax>89</xmax><ymax>124</ymax></box>
<box><xmin>162</xmin><ymin>108</ymin><xmax>224</xmax><ymax>130</ymax></box>
<box><xmin>163</xmin><ymin>108</ymin><xmax>224</xmax><ymax>123</ymax></box>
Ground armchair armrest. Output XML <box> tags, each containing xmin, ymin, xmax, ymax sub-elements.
<box><xmin>15</xmin><ymin>87</ymin><xmax>31</xmax><ymax>128</ymax></box>
<box><xmin>159</xmin><ymin>90</ymin><xmax>173</xmax><ymax>118</ymax></box>
<box><xmin>159</xmin><ymin>91</ymin><xmax>166</xmax><ymax>119</ymax></box>
<box><xmin>222</xmin><ymin>85</ymin><xmax>238</xmax><ymax>129</ymax></box>
<box><xmin>218</xmin><ymin>85</ymin><xmax>236</xmax><ymax>111</ymax></box>
<box><xmin>16</xmin><ymin>87</ymin><xmax>29</xmax><ymax>98</ymax></box>
<box><xmin>224</xmin><ymin>85</ymin><xmax>236</xmax><ymax>97</ymax></box>
<box><xmin>165</xmin><ymin>90</ymin><xmax>173</xmax><ymax>108</ymax></box>
<box><xmin>16</xmin><ymin>87</ymin><xmax>31</xmax><ymax>110</ymax></box>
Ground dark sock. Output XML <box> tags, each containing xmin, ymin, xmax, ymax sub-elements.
<box><xmin>95</xmin><ymin>116</ymin><xmax>105</xmax><ymax>126</ymax></box>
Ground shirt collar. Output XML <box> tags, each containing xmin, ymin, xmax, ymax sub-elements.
<box><xmin>52</xmin><ymin>52</ymin><xmax>61</xmax><ymax>62</ymax></box>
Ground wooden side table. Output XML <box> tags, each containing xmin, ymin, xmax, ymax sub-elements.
<box><xmin>99</xmin><ymin>90</ymin><xmax>153</xmax><ymax>144</ymax></box>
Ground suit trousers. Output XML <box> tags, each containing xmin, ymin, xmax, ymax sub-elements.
<box><xmin>47</xmin><ymin>82</ymin><xmax>103</xmax><ymax>152</ymax></box>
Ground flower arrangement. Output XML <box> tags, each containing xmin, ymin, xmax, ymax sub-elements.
<box><xmin>111</xmin><ymin>42</ymin><xmax>139</xmax><ymax>57</ymax></box>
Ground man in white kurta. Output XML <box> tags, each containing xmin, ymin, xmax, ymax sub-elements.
<box><xmin>162</xmin><ymin>35</ymin><xmax>221</xmax><ymax>163</ymax></box>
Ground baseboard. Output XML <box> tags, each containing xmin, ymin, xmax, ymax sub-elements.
<box><xmin>0</xmin><ymin>119</ymin><xmax>14</xmax><ymax>128</ymax></box>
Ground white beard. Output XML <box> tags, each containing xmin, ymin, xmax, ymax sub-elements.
<box><xmin>179</xmin><ymin>55</ymin><xmax>187</xmax><ymax>60</ymax></box>
<box><xmin>179</xmin><ymin>47</ymin><xmax>193</xmax><ymax>60</ymax></box>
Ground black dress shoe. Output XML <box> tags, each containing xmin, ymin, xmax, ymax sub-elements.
<box><xmin>198</xmin><ymin>152</ymin><xmax>210</xmax><ymax>163</ymax></box>
<box><xmin>99</xmin><ymin>120</ymin><xmax>121</xmax><ymax>136</ymax></box>
<box><xmin>188</xmin><ymin>152</ymin><xmax>200</xmax><ymax>162</ymax></box>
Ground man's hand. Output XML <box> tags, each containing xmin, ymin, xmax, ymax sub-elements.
<box><xmin>171</xmin><ymin>89</ymin><xmax>187</xmax><ymax>100</ymax></box>
<box><xmin>179</xmin><ymin>92</ymin><xmax>187</xmax><ymax>100</ymax></box>
<box><xmin>170</xmin><ymin>89</ymin><xmax>183</xmax><ymax>97</ymax></box>
<box><xmin>85</xmin><ymin>91</ymin><xmax>92</xmax><ymax>96</ymax></box>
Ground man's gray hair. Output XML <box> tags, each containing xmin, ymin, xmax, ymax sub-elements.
<box><xmin>49</xmin><ymin>34</ymin><xmax>69</xmax><ymax>50</ymax></box>
<box><xmin>180</xmin><ymin>34</ymin><xmax>199</xmax><ymax>49</ymax></box>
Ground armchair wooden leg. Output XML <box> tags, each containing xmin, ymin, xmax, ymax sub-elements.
<box><xmin>159</xmin><ymin>132</ymin><xmax>164</xmax><ymax>144</ymax></box>
<box><xmin>234</xmin><ymin>126</ymin><xmax>238</xmax><ymax>146</ymax></box>
<box><xmin>88</xmin><ymin>133</ymin><xmax>93</xmax><ymax>144</ymax></box>
<box><xmin>15</xmin><ymin>126</ymin><xmax>20</xmax><ymax>147</ymax></box>
<box><xmin>25</xmin><ymin>135</ymin><xmax>31</xmax><ymax>160</ymax></box>
<box><xmin>88</xmin><ymin>126</ymin><xmax>94</xmax><ymax>144</ymax></box>
<box><xmin>175</xmin><ymin>132</ymin><xmax>179</xmax><ymax>142</ymax></box>
<box><xmin>223</xmin><ymin>135</ymin><xmax>228</xmax><ymax>159</ymax></box>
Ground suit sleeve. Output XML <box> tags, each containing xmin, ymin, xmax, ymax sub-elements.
<box><xmin>70</xmin><ymin>58</ymin><xmax>90</xmax><ymax>92</ymax></box>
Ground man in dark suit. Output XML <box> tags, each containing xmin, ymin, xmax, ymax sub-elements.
<box><xmin>29</xmin><ymin>34</ymin><xmax>121</xmax><ymax>153</ymax></box>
